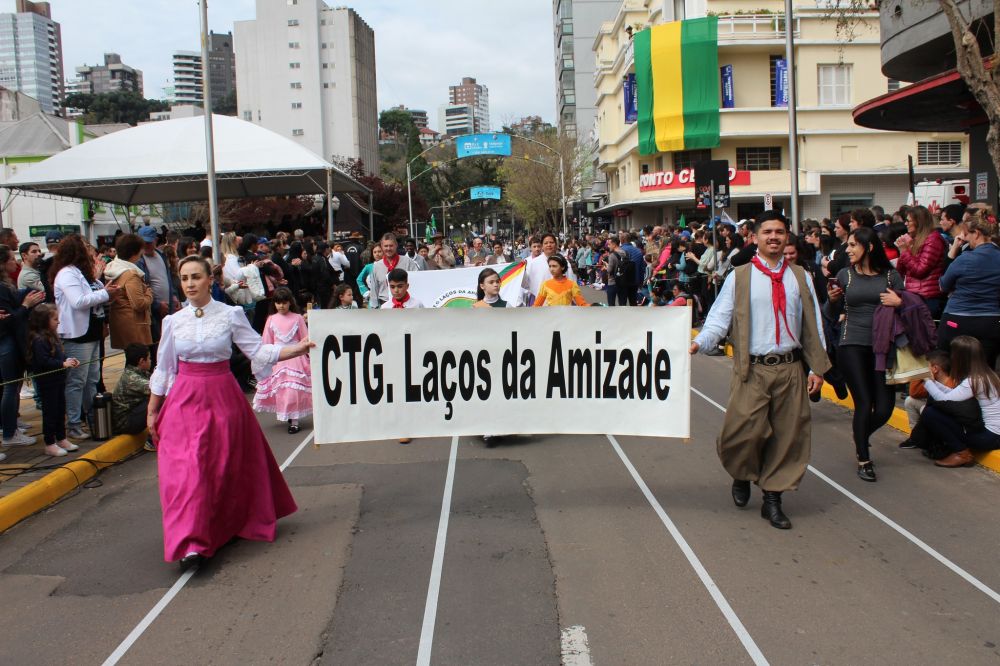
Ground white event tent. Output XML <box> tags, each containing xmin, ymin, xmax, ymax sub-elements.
<box><xmin>2</xmin><ymin>114</ymin><xmax>372</xmax><ymax>235</ymax></box>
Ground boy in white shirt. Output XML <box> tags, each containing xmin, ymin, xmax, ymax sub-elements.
<box><xmin>380</xmin><ymin>268</ymin><xmax>425</xmax><ymax>310</ymax></box>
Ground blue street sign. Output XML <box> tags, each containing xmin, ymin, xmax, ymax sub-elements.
<box><xmin>721</xmin><ymin>64</ymin><xmax>735</xmax><ymax>109</ymax></box>
<box><xmin>456</xmin><ymin>133</ymin><xmax>512</xmax><ymax>158</ymax></box>
<box><xmin>471</xmin><ymin>186</ymin><xmax>502</xmax><ymax>200</ymax></box>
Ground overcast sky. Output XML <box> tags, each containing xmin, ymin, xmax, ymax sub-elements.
<box><xmin>52</xmin><ymin>0</ymin><xmax>556</xmax><ymax>129</ymax></box>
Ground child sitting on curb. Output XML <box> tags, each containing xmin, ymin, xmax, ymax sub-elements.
<box><xmin>112</xmin><ymin>343</ymin><xmax>153</xmax><ymax>450</ymax></box>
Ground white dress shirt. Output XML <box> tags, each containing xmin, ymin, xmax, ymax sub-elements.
<box><xmin>694</xmin><ymin>256</ymin><xmax>825</xmax><ymax>356</ymax></box>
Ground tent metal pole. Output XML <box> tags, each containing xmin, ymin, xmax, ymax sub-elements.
<box><xmin>326</xmin><ymin>168</ymin><xmax>334</xmax><ymax>240</ymax></box>
<box><xmin>199</xmin><ymin>0</ymin><xmax>221</xmax><ymax>264</ymax></box>
<box><xmin>784</xmin><ymin>0</ymin><xmax>800</xmax><ymax>233</ymax></box>
<box><xmin>369</xmin><ymin>191</ymin><xmax>374</xmax><ymax>242</ymax></box>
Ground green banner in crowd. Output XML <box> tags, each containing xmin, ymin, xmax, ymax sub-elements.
<box><xmin>635</xmin><ymin>17</ymin><xmax>721</xmax><ymax>155</ymax></box>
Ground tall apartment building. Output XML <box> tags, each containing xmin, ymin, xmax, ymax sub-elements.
<box><xmin>234</xmin><ymin>0</ymin><xmax>379</xmax><ymax>173</ymax></box>
<box><xmin>388</xmin><ymin>104</ymin><xmax>428</xmax><ymax>130</ymax></box>
<box><xmin>73</xmin><ymin>53</ymin><xmax>143</xmax><ymax>95</ymax></box>
<box><xmin>438</xmin><ymin>103</ymin><xmax>474</xmax><ymax>137</ymax></box>
<box><xmin>170</xmin><ymin>33</ymin><xmax>236</xmax><ymax>107</ymax></box>
<box><xmin>553</xmin><ymin>0</ymin><xmax>620</xmax><ymax>139</ymax></box>
<box><xmin>0</xmin><ymin>0</ymin><xmax>63</xmax><ymax>115</ymax></box>
<box><xmin>592</xmin><ymin>0</ymin><xmax>969</xmax><ymax>229</ymax></box>
<box><xmin>171</xmin><ymin>51</ymin><xmax>202</xmax><ymax>105</ymax></box>
<box><xmin>448</xmin><ymin>76</ymin><xmax>489</xmax><ymax>132</ymax></box>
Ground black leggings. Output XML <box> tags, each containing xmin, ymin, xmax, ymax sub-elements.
<box><xmin>37</xmin><ymin>379</ymin><xmax>66</xmax><ymax>445</ymax></box>
<box><xmin>838</xmin><ymin>345</ymin><xmax>896</xmax><ymax>461</ymax></box>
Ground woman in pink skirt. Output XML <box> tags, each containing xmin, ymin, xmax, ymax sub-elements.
<box><xmin>148</xmin><ymin>256</ymin><xmax>313</xmax><ymax>571</ymax></box>
<box><xmin>253</xmin><ymin>287</ymin><xmax>312</xmax><ymax>434</ymax></box>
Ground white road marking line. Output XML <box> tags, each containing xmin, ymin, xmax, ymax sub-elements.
<box><xmin>101</xmin><ymin>429</ymin><xmax>316</xmax><ymax>666</ymax></box>
<box><xmin>560</xmin><ymin>625</ymin><xmax>593</xmax><ymax>666</ymax></box>
<box><xmin>607</xmin><ymin>434</ymin><xmax>770</xmax><ymax>666</ymax></box>
<box><xmin>691</xmin><ymin>386</ymin><xmax>1000</xmax><ymax>605</ymax></box>
<box><xmin>416</xmin><ymin>435</ymin><xmax>460</xmax><ymax>666</ymax></box>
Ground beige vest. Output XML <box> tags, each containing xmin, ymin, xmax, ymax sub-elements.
<box><xmin>730</xmin><ymin>263</ymin><xmax>831</xmax><ymax>382</ymax></box>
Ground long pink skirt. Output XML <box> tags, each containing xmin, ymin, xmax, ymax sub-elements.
<box><xmin>156</xmin><ymin>360</ymin><xmax>297</xmax><ymax>562</ymax></box>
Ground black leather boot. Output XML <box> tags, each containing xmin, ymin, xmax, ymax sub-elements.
<box><xmin>760</xmin><ymin>491</ymin><xmax>791</xmax><ymax>529</ymax></box>
<box><xmin>731</xmin><ymin>479</ymin><xmax>751</xmax><ymax>507</ymax></box>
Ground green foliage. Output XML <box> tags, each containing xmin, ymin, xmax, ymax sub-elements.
<box><xmin>214</xmin><ymin>90</ymin><xmax>237</xmax><ymax>116</ymax></box>
<box><xmin>64</xmin><ymin>91</ymin><xmax>169</xmax><ymax>126</ymax></box>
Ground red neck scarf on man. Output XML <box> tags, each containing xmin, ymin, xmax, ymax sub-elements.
<box><xmin>392</xmin><ymin>293</ymin><xmax>410</xmax><ymax>309</ymax></box>
<box><xmin>750</xmin><ymin>255</ymin><xmax>796</xmax><ymax>345</ymax></box>
<box><xmin>383</xmin><ymin>253</ymin><xmax>400</xmax><ymax>272</ymax></box>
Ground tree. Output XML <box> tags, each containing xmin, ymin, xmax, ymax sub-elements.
<box><xmin>64</xmin><ymin>91</ymin><xmax>169</xmax><ymax>125</ymax></box>
<box><xmin>832</xmin><ymin>1</ymin><xmax>1000</xmax><ymax>188</ymax></box>
<box><xmin>333</xmin><ymin>157</ymin><xmax>430</xmax><ymax>237</ymax></box>
<box><xmin>498</xmin><ymin>128</ymin><xmax>588</xmax><ymax>231</ymax></box>
<box><xmin>214</xmin><ymin>90</ymin><xmax>237</xmax><ymax>116</ymax></box>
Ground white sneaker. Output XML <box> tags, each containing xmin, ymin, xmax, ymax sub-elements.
<box><xmin>0</xmin><ymin>451</ymin><xmax>6</xmax><ymax>462</ymax></box>
<box><xmin>66</xmin><ymin>426</ymin><xmax>87</xmax><ymax>440</ymax></box>
<box><xmin>3</xmin><ymin>431</ymin><xmax>36</xmax><ymax>447</ymax></box>
<box><xmin>44</xmin><ymin>444</ymin><xmax>67</xmax><ymax>457</ymax></box>
<box><xmin>19</xmin><ymin>386</ymin><xmax>33</xmax><ymax>399</ymax></box>
<box><xmin>58</xmin><ymin>439</ymin><xmax>79</xmax><ymax>452</ymax></box>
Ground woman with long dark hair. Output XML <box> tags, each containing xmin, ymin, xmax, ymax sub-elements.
<box><xmin>894</xmin><ymin>205</ymin><xmax>947</xmax><ymax>318</ymax></box>
<box><xmin>51</xmin><ymin>234</ymin><xmax>120</xmax><ymax>440</ymax></box>
<box><xmin>920</xmin><ymin>335</ymin><xmax>1000</xmax><ymax>467</ymax></box>
<box><xmin>825</xmin><ymin>227</ymin><xmax>904</xmax><ymax>482</ymax></box>
<box><xmin>0</xmin><ymin>246</ymin><xmax>44</xmax><ymax>451</ymax></box>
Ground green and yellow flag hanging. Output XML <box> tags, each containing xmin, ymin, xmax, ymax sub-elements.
<box><xmin>634</xmin><ymin>17</ymin><xmax>720</xmax><ymax>155</ymax></box>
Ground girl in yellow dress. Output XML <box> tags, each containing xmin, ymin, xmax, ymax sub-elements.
<box><xmin>533</xmin><ymin>254</ymin><xmax>589</xmax><ymax>307</ymax></box>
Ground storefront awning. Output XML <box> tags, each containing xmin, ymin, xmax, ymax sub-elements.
<box><xmin>853</xmin><ymin>67</ymin><xmax>985</xmax><ymax>132</ymax></box>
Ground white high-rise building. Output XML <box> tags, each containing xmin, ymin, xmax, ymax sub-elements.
<box><xmin>0</xmin><ymin>1</ymin><xmax>64</xmax><ymax>115</ymax></box>
<box><xmin>553</xmin><ymin>0</ymin><xmax>620</xmax><ymax>139</ymax></box>
<box><xmin>438</xmin><ymin>103</ymin><xmax>474</xmax><ymax>137</ymax></box>
<box><xmin>235</xmin><ymin>0</ymin><xmax>378</xmax><ymax>173</ymax></box>
<box><xmin>172</xmin><ymin>51</ymin><xmax>202</xmax><ymax>106</ymax></box>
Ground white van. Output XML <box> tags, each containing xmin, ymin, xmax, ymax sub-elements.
<box><xmin>912</xmin><ymin>179</ymin><xmax>970</xmax><ymax>209</ymax></box>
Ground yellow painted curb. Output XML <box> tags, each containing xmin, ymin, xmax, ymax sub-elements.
<box><xmin>0</xmin><ymin>432</ymin><xmax>147</xmax><ymax>534</ymax></box>
<box><xmin>691</xmin><ymin>328</ymin><xmax>1000</xmax><ymax>475</ymax></box>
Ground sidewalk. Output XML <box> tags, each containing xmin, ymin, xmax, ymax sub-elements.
<box><xmin>0</xmin><ymin>350</ymin><xmax>143</xmax><ymax>499</ymax></box>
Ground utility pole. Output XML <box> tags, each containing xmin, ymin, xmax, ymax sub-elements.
<box><xmin>784</xmin><ymin>0</ymin><xmax>800</xmax><ymax>233</ymax></box>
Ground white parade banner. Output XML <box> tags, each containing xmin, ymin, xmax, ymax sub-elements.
<box><xmin>309</xmin><ymin>306</ymin><xmax>692</xmax><ymax>444</ymax></box>
<box><xmin>406</xmin><ymin>261</ymin><xmax>526</xmax><ymax>308</ymax></box>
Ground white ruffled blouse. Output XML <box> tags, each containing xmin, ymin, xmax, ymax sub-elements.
<box><xmin>150</xmin><ymin>299</ymin><xmax>282</xmax><ymax>396</ymax></box>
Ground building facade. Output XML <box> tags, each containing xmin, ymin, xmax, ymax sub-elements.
<box><xmin>171</xmin><ymin>51</ymin><xmax>202</xmax><ymax>105</ymax></box>
<box><xmin>553</xmin><ymin>0</ymin><xmax>620</xmax><ymax>139</ymax></box>
<box><xmin>235</xmin><ymin>0</ymin><xmax>379</xmax><ymax>173</ymax></box>
<box><xmin>592</xmin><ymin>0</ymin><xmax>969</xmax><ymax>229</ymax></box>
<box><xmin>0</xmin><ymin>0</ymin><xmax>63</xmax><ymax>115</ymax></box>
<box><xmin>207</xmin><ymin>31</ymin><xmax>236</xmax><ymax>106</ymax></box>
<box><xmin>438</xmin><ymin>103</ymin><xmax>474</xmax><ymax>137</ymax></box>
<box><xmin>73</xmin><ymin>53</ymin><xmax>143</xmax><ymax>96</ymax></box>
<box><xmin>854</xmin><ymin>0</ymin><xmax>997</xmax><ymax>207</ymax></box>
<box><xmin>448</xmin><ymin>76</ymin><xmax>490</xmax><ymax>132</ymax></box>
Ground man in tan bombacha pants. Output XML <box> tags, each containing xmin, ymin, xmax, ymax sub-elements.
<box><xmin>690</xmin><ymin>211</ymin><xmax>830</xmax><ymax>529</ymax></box>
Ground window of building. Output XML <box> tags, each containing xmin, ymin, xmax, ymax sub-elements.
<box><xmin>737</xmin><ymin>147</ymin><xmax>782</xmax><ymax>171</ymax></box>
<box><xmin>290</xmin><ymin>82</ymin><xmax>302</xmax><ymax>89</ymax></box>
<box><xmin>818</xmin><ymin>64</ymin><xmax>852</xmax><ymax>106</ymax></box>
<box><xmin>655</xmin><ymin>156</ymin><xmax>664</xmax><ymax>171</ymax></box>
<box><xmin>322</xmin><ymin>63</ymin><xmax>328</xmax><ymax>69</ymax></box>
<box><xmin>830</xmin><ymin>195</ymin><xmax>874</xmax><ymax>218</ymax></box>
<box><xmin>673</xmin><ymin>0</ymin><xmax>686</xmax><ymax>20</ymax></box>
<box><xmin>291</xmin><ymin>102</ymin><xmax>302</xmax><ymax>109</ymax></box>
<box><xmin>917</xmin><ymin>141</ymin><xmax>962</xmax><ymax>165</ymax></box>
<box><xmin>289</xmin><ymin>62</ymin><xmax>300</xmax><ymax>69</ymax></box>
<box><xmin>321</xmin><ymin>43</ymin><xmax>327</xmax><ymax>49</ymax></box>
<box><xmin>292</xmin><ymin>129</ymin><xmax>304</xmax><ymax>136</ymax></box>
<box><xmin>287</xmin><ymin>19</ymin><xmax>299</xmax><ymax>26</ymax></box>
<box><xmin>887</xmin><ymin>78</ymin><xmax>901</xmax><ymax>92</ymax></box>
<box><xmin>242</xmin><ymin>110</ymin><xmax>252</xmax><ymax>121</ymax></box>
<box><xmin>289</xmin><ymin>42</ymin><xmax>300</xmax><ymax>49</ymax></box>
<box><xmin>287</xmin><ymin>0</ymin><xmax>298</xmax><ymax>4</ymax></box>
<box><xmin>673</xmin><ymin>149</ymin><xmax>711</xmax><ymax>171</ymax></box>
<box><xmin>641</xmin><ymin>163</ymin><xmax>649</xmax><ymax>175</ymax></box>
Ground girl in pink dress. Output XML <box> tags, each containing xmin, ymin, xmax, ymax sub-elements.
<box><xmin>253</xmin><ymin>288</ymin><xmax>312</xmax><ymax>434</ymax></box>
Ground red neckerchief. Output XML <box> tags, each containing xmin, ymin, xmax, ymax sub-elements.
<box><xmin>392</xmin><ymin>293</ymin><xmax>410</xmax><ymax>309</ymax></box>
<box><xmin>750</xmin><ymin>255</ymin><xmax>797</xmax><ymax>345</ymax></box>
<box><xmin>383</xmin><ymin>253</ymin><xmax>400</xmax><ymax>272</ymax></box>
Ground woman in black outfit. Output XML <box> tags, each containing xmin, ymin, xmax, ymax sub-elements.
<box><xmin>825</xmin><ymin>227</ymin><xmax>904</xmax><ymax>482</ymax></box>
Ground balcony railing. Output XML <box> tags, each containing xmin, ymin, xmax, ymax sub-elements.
<box><xmin>716</xmin><ymin>14</ymin><xmax>800</xmax><ymax>40</ymax></box>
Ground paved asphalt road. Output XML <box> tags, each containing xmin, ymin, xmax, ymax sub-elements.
<box><xmin>2</xmin><ymin>304</ymin><xmax>1000</xmax><ymax>664</ymax></box>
